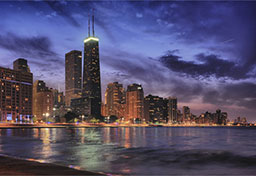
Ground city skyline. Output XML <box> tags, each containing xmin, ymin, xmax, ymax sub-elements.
<box><xmin>0</xmin><ymin>1</ymin><xmax>255</xmax><ymax>121</ymax></box>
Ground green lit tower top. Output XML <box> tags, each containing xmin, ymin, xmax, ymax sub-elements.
<box><xmin>83</xmin><ymin>10</ymin><xmax>101</xmax><ymax>118</ymax></box>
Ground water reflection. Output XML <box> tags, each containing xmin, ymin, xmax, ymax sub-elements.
<box><xmin>0</xmin><ymin>127</ymin><xmax>256</xmax><ymax>175</ymax></box>
<box><xmin>123</xmin><ymin>127</ymin><xmax>130</xmax><ymax>148</ymax></box>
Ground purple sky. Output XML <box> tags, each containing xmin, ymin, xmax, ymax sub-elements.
<box><xmin>0</xmin><ymin>1</ymin><xmax>255</xmax><ymax>121</ymax></box>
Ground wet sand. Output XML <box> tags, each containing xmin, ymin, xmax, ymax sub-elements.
<box><xmin>0</xmin><ymin>156</ymin><xmax>103</xmax><ymax>175</ymax></box>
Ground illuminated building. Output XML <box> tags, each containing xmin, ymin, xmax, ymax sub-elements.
<box><xmin>82</xmin><ymin>12</ymin><xmax>101</xmax><ymax>118</ymax></box>
<box><xmin>65</xmin><ymin>50</ymin><xmax>82</xmax><ymax>107</ymax></box>
<box><xmin>166</xmin><ymin>97</ymin><xmax>177</xmax><ymax>123</ymax></box>
<box><xmin>0</xmin><ymin>59</ymin><xmax>33</xmax><ymax>121</ymax></box>
<box><xmin>144</xmin><ymin>94</ymin><xmax>167</xmax><ymax>123</ymax></box>
<box><xmin>33</xmin><ymin>80</ymin><xmax>53</xmax><ymax>121</ymax></box>
<box><xmin>104</xmin><ymin>82</ymin><xmax>125</xmax><ymax>118</ymax></box>
<box><xmin>125</xmin><ymin>84</ymin><xmax>144</xmax><ymax>122</ymax></box>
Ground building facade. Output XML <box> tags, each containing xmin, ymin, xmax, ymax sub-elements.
<box><xmin>65</xmin><ymin>50</ymin><xmax>82</xmax><ymax>107</ymax></box>
<box><xmin>104</xmin><ymin>82</ymin><xmax>125</xmax><ymax>118</ymax></box>
<box><xmin>125</xmin><ymin>84</ymin><xmax>144</xmax><ymax>122</ymax></box>
<box><xmin>33</xmin><ymin>80</ymin><xmax>53</xmax><ymax>121</ymax></box>
<box><xmin>0</xmin><ymin>59</ymin><xmax>33</xmax><ymax>121</ymax></box>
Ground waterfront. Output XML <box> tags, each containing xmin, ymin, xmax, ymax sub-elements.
<box><xmin>1</xmin><ymin>127</ymin><xmax>256</xmax><ymax>175</ymax></box>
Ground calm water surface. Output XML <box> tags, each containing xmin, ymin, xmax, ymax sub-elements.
<box><xmin>0</xmin><ymin>127</ymin><xmax>256</xmax><ymax>175</ymax></box>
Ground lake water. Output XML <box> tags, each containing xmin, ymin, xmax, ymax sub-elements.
<box><xmin>0</xmin><ymin>127</ymin><xmax>256</xmax><ymax>175</ymax></box>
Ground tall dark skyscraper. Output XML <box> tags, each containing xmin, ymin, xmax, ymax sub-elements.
<box><xmin>65</xmin><ymin>50</ymin><xmax>82</xmax><ymax>107</ymax></box>
<box><xmin>83</xmin><ymin>12</ymin><xmax>101</xmax><ymax>118</ymax></box>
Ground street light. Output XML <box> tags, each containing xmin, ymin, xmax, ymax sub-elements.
<box><xmin>46</xmin><ymin>113</ymin><xmax>49</xmax><ymax>122</ymax></box>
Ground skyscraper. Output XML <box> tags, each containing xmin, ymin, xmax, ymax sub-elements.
<box><xmin>144</xmin><ymin>94</ymin><xmax>167</xmax><ymax>123</ymax></box>
<box><xmin>104</xmin><ymin>82</ymin><xmax>125</xmax><ymax>118</ymax></box>
<box><xmin>0</xmin><ymin>59</ymin><xmax>33</xmax><ymax>121</ymax></box>
<box><xmin>167</xmin><ymin>97</ymin><xmax>178</xmax><ymax>123</ymax></box>
<box><xmin>125</xmin><ymin>84</ymin><xmax>144</xmax><ymax>122</ymax></box>
<box><xmin>83</xmin><ymin>12</ymin><xmax>101</xmax><ymax>118</ymax></box>
<box><xmin>65</xmin><ymin>50</ymin><xmax>82</xmax><ymax>107</ymax></box>
<box><xmin>182</xmin><ymin>106</ymin><xmax>190</xmax><ymax>122</ymax></box>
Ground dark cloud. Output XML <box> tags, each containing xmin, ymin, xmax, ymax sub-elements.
<box><xmin>102</xmin><ymin>50</ymin><xmax>166</xmax><ymax>85</ymax></box>
<box><xmin>160</xmin><ymin>52</ymin><xmax>253</xmax><ymax>80</ymax></box>
<box><xmin>44</xmin><ymin>1</ymin><xmax>81</xmax><ymax>27</ymax></box>
<box><xmin>203</xmin><ymin>82</ymin><xmax>256</xmax><ymax>110</ymax></box>
<box><xmin>140</xmin><ymin>2</ymin><xmax>256</xmax><ymax>78</ymax></box>
<box><xmin>0</xmin><ymin>32</ymin><xmax>57</xmax><ymax>58</ymax></box>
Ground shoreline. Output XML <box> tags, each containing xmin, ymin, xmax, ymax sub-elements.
<box><xmin>0</xmin><ymin>154</ymin><xmax>103</xmax><ymax>175</ymax></box>
<box><xmin>0</xmin><ymin>123</ymin><xmax>254</xmax><ymax>129</ymax></box>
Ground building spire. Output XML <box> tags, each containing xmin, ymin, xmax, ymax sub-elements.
<box><xmin>88</xmin><ymin>13</ymin><xmax>90</xmax><ymax>37</ymax></box>
<box><xmin>92</xmin><ymin>8</ymin><xmax>95</xmax><ymax>37</ymax></box>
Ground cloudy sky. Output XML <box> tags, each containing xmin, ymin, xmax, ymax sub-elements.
<box><xmin>0</xmin><ymin>1</ymin><xmax>255</xmax><ymax>121</ymax></box>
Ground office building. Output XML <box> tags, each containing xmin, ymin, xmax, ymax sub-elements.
<box><xmin>144</xmin><ymin>94</ymin><xmax>167</xmax><ymax>123</ymax></box>
<box><xmin>0</xmin><ymin>59</ymin><xmax>33</xmax><ymax>121</ymax></box>
<box><xmin>33</xmin><ymin>80</ymin><xmax>53</xmax><ymax>121</ymax></box>
<box><xmin>65</xmin><ymin>50</ymin><xmax>82</xmax><ymax>107</ymax></box>
<box><xmin>125</xmin><ymin>84</ymin><xmax>144</xmax><ymax>122</ymax></box>
<box><xmin>83</xmin><ymin>12</ymin><xmax>101</xmax><ymax>118</ymax></box>
<box><xmin>167</xmin><ymin>97</ymin><xmax>178</xmax><ymax>123</ymax></box>
<box><xmin>182</xmin><ymin>106</ymin><xmax>190</xmax><ymax>122</ymax></box>
<box><xmin>104</xmin><ymin>82</ymin><xmax>125</xmax><ymax>118</ymax></box>
<box><xmin>51</xmin><ymin>89</ymin><xmax>65</xmax><ymax>120</ymax></box>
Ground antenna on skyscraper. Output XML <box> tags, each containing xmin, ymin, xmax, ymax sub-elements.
<box><xmin>88</xmin><ymin>13</ymin><xmax>91</xmax><ymax>37</ymax></box>
<box><xmin>92</xmin><ymin>8</ymin><xmax>95</xmax><ymax>37</ymax></box>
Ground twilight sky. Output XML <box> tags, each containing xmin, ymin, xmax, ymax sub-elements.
<box><xmin>0</xmin><ymin>1</ymin><xmax>255</xmax><ymax>121</ymax></box>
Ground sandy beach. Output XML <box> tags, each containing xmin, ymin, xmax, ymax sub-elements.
<box><xmin>0</xmin><ymin>155</ymin><xmax>103</xmax><ymax>175</ymax></box>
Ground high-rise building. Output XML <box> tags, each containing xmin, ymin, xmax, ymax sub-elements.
<box><xmin>51</xmin><ymin>89</ymin><xmax>66</xmax><ymax>120</ymax></box>
<box><xmin>125</xmin><ymin>84</ymin><xmax>144</xmax><ymax>122</ymax></box>
<box><xmin>0</xmin><ymin>59</ymin><xmax>33</xmax><ymax>121</ymax></box>
<box><xmin>104</xmin><ymin>82</ymin><xmax>125</xmax><ymax>118</ymax></box>
<box><xmin>167</xmin><ymin>97</ymin><xmax>178</xmax><ymax>123</ymax></box>
<box><xmin>182</xmin><ymin>106</ymin><xmax>190</xmax><ymax>122</ymax></box>
<box><xmin>65</xmin><ymin>50</ymin><xmax>82</xmax><ymax>107</ymax></box>
<box><xmin>144</xmin><ymin>94</ymin><xmax>167</xmax><ymax>123</ymax></box>
<box><xmin>214</xmin><ymin>109</ymin><xmax>228</xmax><ymax>125</ymax></box>
<box><xmin>33</xmin><ymin>80</ymin><xmax>53</xmax><ymax>121</ymax></box>
<box><xmin>51</xmin><ymin>89</ymin><xmax>65</xmax><ymax>108</ymax></box>
<box><xmin>83</xmin><ymin>12</ymin><xmax>101</xmax><ymax>118</ymax></box>
<box><xmin>13</xmin><ymin>58</ymin><xmax>30</xmax><ymax>72</ymax></box>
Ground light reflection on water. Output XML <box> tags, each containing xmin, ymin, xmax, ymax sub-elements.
<box><xmin>0</xmin><ymin>127</ymin><xmax>256</xmax><ymax>174</ymax></box>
